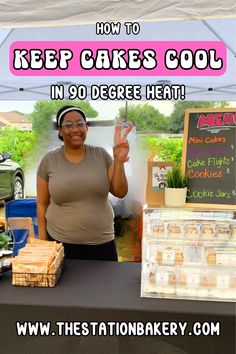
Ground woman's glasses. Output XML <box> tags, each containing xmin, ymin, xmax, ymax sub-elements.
<box><xmin>61</xmin><ymin>121</ymin><xmax>87</xmax><ymax>130</ymax></box>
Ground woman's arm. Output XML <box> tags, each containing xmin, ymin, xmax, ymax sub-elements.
<box><xmin>36</xmin><ymin>175</ymin><xmax>50</xmax><ymax>240</ymax></box>
<box><xmin>108</xmin><ymin>141</ymin><xmax>129</xmax><ymax>198</ymax></box>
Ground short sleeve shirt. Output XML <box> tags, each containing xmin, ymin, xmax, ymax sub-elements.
<box><xmin>37</xmin><ymin>144</ymin><xmax>114</xmax><ymax>244</ymax></box>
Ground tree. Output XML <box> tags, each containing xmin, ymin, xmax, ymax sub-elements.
<box><xmin>0</xmin><ymin>127</ymin><xmax>36</xmax><ymax>168</ymax></box>
<box><xmin>29</xmin><ymin>100</ymin><xmax>98</xmax><ymax>138</ymax></box>
<box><xmin>118</xmin><ymin>103</ymin><xmax>169</xmax><ymax>132</ymax></box>
<box><xmin>169</xmin><ymin>101</ymin><xmax>230</xmax><ymax>133</ymax></box>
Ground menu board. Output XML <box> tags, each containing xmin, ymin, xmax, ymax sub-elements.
<box><xmin>182</xmin><ymin>108</ymin><xmax>236</xmax><ymax>209</ymax></box>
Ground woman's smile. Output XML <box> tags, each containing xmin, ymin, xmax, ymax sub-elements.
<box><xmin>70</xmin><ymin>134</ymin><xmax>83</xmax><ymax>140</ymax></box>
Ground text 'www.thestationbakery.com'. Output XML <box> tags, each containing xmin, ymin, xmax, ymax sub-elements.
<box><xmin>16</xmin><ymin>321</ymin><xmax>220</xmax><ymax>337</ymax></box>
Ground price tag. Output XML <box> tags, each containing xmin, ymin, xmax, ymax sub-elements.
<box><xmin>216</xmin><ymin>254</ymin><xmax>236</xmax><ymax>265</ymax></box>
<box><xmin>155</xmin><ymin>272</ymin><xmax>169</xmax><ymax>286</ymax></box>
<box><xmin>162</xmin><ymin>250</ymin><xmax>175</xmax><ymax>265</ymax></box>
<box><xmin>186</xmin><ymin>274</ymin><xmax>200</xmax><ymax>288</ymax></box>
<box><xmin>216</xmin><ymin>275</ymin><xmax>230</xmax><ymax>289</ymax></box>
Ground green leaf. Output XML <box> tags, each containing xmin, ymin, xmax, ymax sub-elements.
<box><xmin>166</xmin><ymin>165</ymin><xmax>189</xmax><ymax>188</ymax></box>
<box><xmin>0</xmin><ymin>233</ymin><xmax>10</xmax><ymax>250</ymax></box>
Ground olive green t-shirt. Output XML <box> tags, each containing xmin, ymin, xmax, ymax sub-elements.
<box><xmin>37</xmin><ymin>145</ymin><xmax>114</xmax><ymax>245</ymax></box>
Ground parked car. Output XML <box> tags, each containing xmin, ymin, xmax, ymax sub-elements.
<box><xmin>0</xmin><ymin>152</ymin><xmax>24</xmax><ymax>201</ymax></box>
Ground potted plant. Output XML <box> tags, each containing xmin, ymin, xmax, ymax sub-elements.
<box><xmin>0</xmin><ymin>232</ymin><xmax>11</xmax><ymax>250</ymax></box>
<box><xmin>165</xmin><ymin>165</ymin><xmax>189</xmax><ymax>207</ymax></box>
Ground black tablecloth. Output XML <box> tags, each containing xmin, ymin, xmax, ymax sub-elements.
<box><xmin>0</xmin><ymin>260</ymin><xmax>235</xmax><ymax>354</ymax></box>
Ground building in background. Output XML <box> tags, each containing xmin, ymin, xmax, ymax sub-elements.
<box><xmin>0</xmin><ymin>112</ymin><xmax>32</xmax><ymax>131</ymax></box>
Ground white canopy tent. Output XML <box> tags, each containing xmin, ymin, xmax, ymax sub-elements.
<box><xmin>0</xmin><ymin>2</ymin><xmax>235</xmax><ymax>101</ymax></box>
<box><xmin>0</xmin><ymin>0</ymin><xmax>235</xmax><ymax>28</ymax></box>
<box><xmin>0</xmin><ymin>2</ymin><xmax>235</xmax><ymax>207</ymax></box>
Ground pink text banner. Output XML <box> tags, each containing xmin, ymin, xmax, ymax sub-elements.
<box><xmin>10</xmin><ymin>41</ymin><xmax>226</xmax><ymax>76</ymax></box>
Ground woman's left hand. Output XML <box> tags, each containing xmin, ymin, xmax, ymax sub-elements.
<box><xmin>113</xmin><ymin>140</ymin><xmax>130</xmax><ymax>163</ymax></box>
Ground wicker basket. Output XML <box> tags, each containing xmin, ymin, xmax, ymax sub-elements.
<box><xmin>12</xmin><ymin>257</ymin><xmax>64</xmax><ymax>287</ymax></box>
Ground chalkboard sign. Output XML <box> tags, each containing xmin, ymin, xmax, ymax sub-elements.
<box><xmin>182</xmin><ymin>108</ymin><xmax>236</xmax><ymax>210</ymax></box>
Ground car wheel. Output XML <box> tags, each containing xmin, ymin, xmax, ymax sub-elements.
<box><xmin>12</xmin><ymin>177</ymin><xmax>24</xmax><ymax>200</ymax></box>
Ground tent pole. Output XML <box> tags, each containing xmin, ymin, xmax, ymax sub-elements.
<box><xmin>201</xmin><ymin>20</ymin><xmax>236</xmax><ymax>57</ymax></box>
<box><xmin>0</xmin><ymin>28</ymin><xmax>13</xmax><ymax>49</ymax></box>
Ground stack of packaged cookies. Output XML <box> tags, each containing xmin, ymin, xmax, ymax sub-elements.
<box><xmin>142</xmin><ymin>208</ymin><xmax>236</xmax><ymax>301</ymax></box>
<box><xmin>12</xmin><ymin>238</ymin><xmax>64</xmax><ymax>287</ymax></box>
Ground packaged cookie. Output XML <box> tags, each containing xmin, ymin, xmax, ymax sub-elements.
<box><xmin>200</xmin><ymin>223</ymin><xmax>215</xmax><ymax>239</ymax></box>
<box><xmin>175</xmin><ymin>251</ymin><xmax>184</xmax><ymax>265</ymax></box>
<box><xmin>176</xmin><ymin>269</ymin><xmax>202</xmax><ymax>297</ymax></box>
<box><xmin>148</xmin><ymin>272</ymin><xmax>156</xmax><ymax>284</ymax></box>
<box><xmin>155</xmin><ymin>269</ymin><xmax>176</xmax><ymax>295</ymax></box>
<box><xmin>206</xmin><ymin>248</ymin><xmax>236</xmax><ymax>266</ymax></box>
<box><xmin>142</xmin><ymin>263</ymin><xmax>156</xmax><ymax>293</ymax></box>
<box><xmin>167</xmin><ymin>222</ymin><xmax>183</xmax><ymax>238</ymax></box>
<box><xmin>230</xmin><ymin>224</ymin><xmax>236</xmax><ymax>241</ymax></box>
<box><xmin>195</xmin><ymin>272</ymin><xmax>209</xmax><ymax>298</ymax></box>
<box><xmin>186</xmin><ymin>272</ymin><xmax>200</xmax><ymax>289</ymax></box>
<box><xmin>199</xmin><ymin>273</ymin><xmax>209</xmax><ymax>288</ymax></box>
<box><xmin>156</xmin><ymin>247</ymin><xmax>183</xmax><ymax>265</ymax></box>
<box><xmin>207</xmin><ymin>271</ymin><xmax>217</xmax><ymax>288</ymax></box>
<box><xmin>155</xmin><ymin>270</ymin><xmax>169</xmax><ymax>287</ymax></box>
<box><xmin>142</xmin><ymin>218</ymin><xmax>152</xmax><ymax>235</ymax></box>
<box><xmin>152</xmin><ymin>222</ymin><xmax>165</xmax><ymax>236</ymax></box>
<box><xmin>177</xmin><ymin>269</ymin><xmax>201</xmax><ymax>298</ymax></box>
<box><xmin>178</xmin><ymin>271</ymin><xmax>186</xmax><ymax>286</ymax></box>
<box><xmin>206</xmin><ymin>250</ymin><xmax>216</xmax><ymax>265</ymax></box>
<box><xmin>168</xmin><ymin>272</ymin><xmax>176</xmax><ymax>286</ymax></box>
<box><xmin>216</xmin><ymin>274</ymin><xmax>230</xmax><ymax>290</ymax></box>
<box><xmin>215</xmin><ymin>223</ymin><xmax>231</xmax><ymax>240</ymax></box>
<box><xmin>145</xmin><ymin>240</ymin><xmax>161</xmax><ymax>262</ymax></box>
<box><xmin>209</xmin><ymin>272</ymin><xmax>235</xmax><ymax>299</ymax></box>
<box><xmin>184</xmin><ymin>223</ymin><xmax>200</xmax><ymax>238</ymax></box>
<box><xmin>146</xmin><ymin>262</ymin><xmax>156</xmax><ymax>283</ymax></box>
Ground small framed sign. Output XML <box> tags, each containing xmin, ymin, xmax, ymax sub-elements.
<box><xmin>146</xmin><ymin>161</ymin><xmax>176</xmax><ymax>207</ymax></box>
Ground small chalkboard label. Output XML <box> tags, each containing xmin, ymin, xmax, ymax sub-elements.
<box><xmin>182</xmin><ymin>108</ymin><xmax>236</xmax><ymax>210</ymax></box>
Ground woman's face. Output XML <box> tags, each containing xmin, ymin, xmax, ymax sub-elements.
<box><xmin>59</xmin><ymin>111</ymin><xmax>88</xmax><ymax>148</ymax></box>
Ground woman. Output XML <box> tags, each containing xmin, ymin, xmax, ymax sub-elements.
<box><xmin>37</xmin><ymin>105</ymin><xmax>129</xmax><ymax>261</ymax></box>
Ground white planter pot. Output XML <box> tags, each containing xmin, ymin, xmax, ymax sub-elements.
<box><xmin>165</xmin><ymin>187</ymin><xmax>187</xmax><ymax>207</ymax></box>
